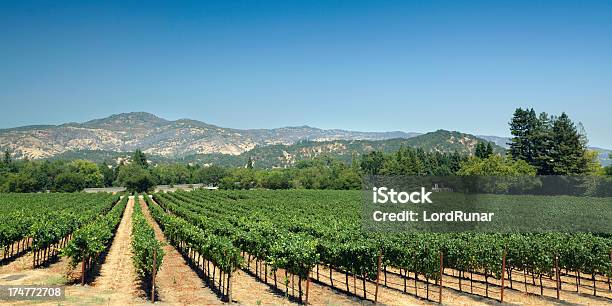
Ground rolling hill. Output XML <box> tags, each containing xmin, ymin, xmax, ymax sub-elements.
<box><xmin>155</xmin><ymin>130</ymin><xmax>505</xmax><ymax>168</ymax></box>
<box><xmin>46</xmin><ymin>129</ymin><xmax>505</xmax><ymax>168</ymax></box>
<box><xmin>0</xmin><ymin>112</ymin><xmax>419</xmax><ymax>160</ymax></box>
<box><xmin>9</xmin><ymin>112</ymin><xmax>608</xmax><ymax>169</ymax></box>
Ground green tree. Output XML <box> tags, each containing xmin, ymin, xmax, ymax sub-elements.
<box><xmin>509</xmin><ymin>109</ymin><xmax>591</xmax><ymax>175</ymax></box>
<box><xmin>509</xmin><ymin>108</ymin><xmax>538</xmax><ymax>163</ymax></box>
<box><xmin>360</xmin><ymin>151</ymin><xmax>385</xmax><ymax>175</ymax></box>
<box><xmin>475</xmin><ymin>142</ymin><xmax>485</xmax><ymax>158</ymax></box>
<box><xmin>132</xmin><ymin>149</ymin><xmax>148</xmax><ymax>168</ymax></box>
<box><xmin>508</xmin><ymin>109</ymin><xmax>554</xmax><ymax>174</ymax></box>
<box><xmin>54</xmin><ymin>172</ymin><xmax>86</xmax><ymax>192</ymax></box>
<box><xmin>2</xmin><ymin>149</ymin><xmax>11</xmax><ymax>165</ymax></box>
<box><xmin>68</xmin><ymin>160</ymin><xmax>103</xmax><ymax>187</ymax></box>
<box><xmin>257</xmin><ymin>170</ymin><xmax>292</xmax><ymax>189</ymax></box>
<box><xmin>100</xmin><ymin>162</ymin><xmax>116</xmax><ymax>187</ymax></box>
<box><xmin>485</xmin><ymin>142</ymin><xmax>494</xmax><ymax>157</ymax></box>
<box><xmin>548</xmin><ymin>113</ymin><xmax>588</xmax><ymax>175</ymax></box>
<box><xmin>475</xmin><ymin>142</ymin><xmax>494</xmax><ymax>159</ymax></box>
<box><xmin>15</xmin><ymin>161</ymin><xmax>52</xmax><ymax>192</ymax></box>
<box><xmin>361</xmin><ymin>146</ymin><xmax>465</xmax><ymax>176</ymax></box>
<box><xmin>531</xmin><ymin>112</ymin><xmax>554</xmax><ymax>174</ymax></box>
<box><xmin>220</xmin><ymin>168</ymin><xmax>256</xmax><ymax>189</ymax></box>
<box><xmin>583</xmin><ymin>150</ymin><xmax>604</xmax><ymax>175</ymax></box>
<box><xmin>195</xmin><ymin>165</ymin><xmax>228</xmax><ymax>186</ymax></box>
<box><xmin>458</xmin><ymin>155</ymin><xmax>536</xmax><ymax>176</ymax></box>
<box><xmin>4</xmin><ymin>173</ymin><xmax>40</xmax><ymax>192</ymax></box>
<box><xmin>116</xmin><ymin>164</ymin><xmax>156</xmax><ymax>192</ymax></box>
<box><xmin>1</xmin><ymin>149</ymin><xmax>16</xmax><ymax>173</ymax></box>
<box><xmin>332</xmin><ymin>168</ymin><xmax>362</xmax><ymax>189</ymax></box>
<box><xmin>152</xmin><ymin>164</ymin><xmax>191</xmax><ymax>185</ymax></box>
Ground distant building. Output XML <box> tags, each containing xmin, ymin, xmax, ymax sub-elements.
<box><xmin>432</xmin><ymin>183</ymin><xmax>453</xmax><ymax>192</ymax></box>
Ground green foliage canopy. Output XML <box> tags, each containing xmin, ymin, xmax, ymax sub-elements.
<box><xmin>458</xmin><ymin>155</ymin><xmax>537</xmax><ymax>176</ymax></box>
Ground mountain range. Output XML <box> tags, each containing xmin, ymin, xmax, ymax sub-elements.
<box><xmin>0</xmin><ymin>112</ymin><xmax>609</xmax><ymax>168</ymax></box>
<box><xmin>0</xmin><ymin>112</ymin><xmax>419</xmax><ymax>159</ymax></box>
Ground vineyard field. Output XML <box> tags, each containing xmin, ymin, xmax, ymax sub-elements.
<box><xmin>151</xmin><ymin>189</ymin><xmax>612</xmax><ymax>304</ymax></box>
<box><xmin>0</xmin><ymin>193</ymin><xmax>120</xmax><ymax>267</ymax></box>
<box><xmin>0</xmin><ymin>190</ymin><xmax>611</xmax><ymax>305</ymax></box>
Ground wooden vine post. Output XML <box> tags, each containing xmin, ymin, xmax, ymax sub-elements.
<box><xmin>609</xmin><ymin>250</ymin><xmax>612</xmax><ymax>291</ymax></box>
<box><xmin>555</xmin><ymin>255</ymin><xmax>560</xmax><ymax>299</ymax></box>
<box><xmin>375</xmin><ymin>249</ymin><xmax>383</xmax><ymax>303</ymax></box>
<box><xmin>151</xmin><ymin>249</ymin><xmax>157</xmax><ymax>302</ymax></box>
<box><xmin>227</xmin><ymin>270</ymin><xmax>233</xmax><ymax>303</ymax></box>
<box><xmin>439</xmin><ymin>251</ymin><xmax>443</xmax><ymax>304</ymax></box>
<box><xmin>500</xmin><ymin>248</ymin><xmax>506</xmax><ymax>303</ymax></box>
<box><xmin>305</xmin><ymin>271</ymin><xmax>310</xmax><ymax>305</ymax></box>
<box><xmin>592</xmin><ymin>273</ymin><xmax>596</xmax><ymax>296</ymax></box>
<box><xmin>81</xmin><ymin>255</ymin><xmax>86</xmax><ymax>285</ymax></box>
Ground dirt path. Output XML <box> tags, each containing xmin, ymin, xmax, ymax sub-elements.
<box><xmin>230</xmin><ymin>268</ymin><xmax>296</xmax><ymax>305</ymax></box>
<box><xmin>0</xmin><ymin>248</ymin><xmax>72</xmax><ymax>288</ymax></box>
<box><xmin>89</xmin><ymin>195</ymin><xmax>140</xmax><ymax>304</ymax></box>
<box><xmin>0</xmin><ymin>247</ymin><xmax>37</xmax><ymax>277</ymax></box>
<box><xmin>242</xmin><ymin>257</ymin><xmax>370</xmax><ymax>305</ymax></box>
<box><xmin>139</xmin><ymin>196</ymin><xmax>223</xmax><ymax>305</ymax></box>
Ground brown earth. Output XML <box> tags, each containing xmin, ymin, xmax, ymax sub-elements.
<box><xmin>138</xmin><ymin>196</ymin><xmax>223</xmax><ymax>305</ymax></box>
<box><xmin>89</xmin><ymin>195</ymin><xmax>141</xmax><ymax>304</ymax></box>
<box><xmin>241</xmin><ymin>256</ymin><xmax>612</xmax><ymax>306</ymax></box>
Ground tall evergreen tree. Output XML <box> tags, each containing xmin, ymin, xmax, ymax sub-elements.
<box><xmin>1</xmin><ymin>149</ymin><xmax>16</xmax><ymax>173</ymax></box>
<box><xmin>485</xmin><ymin>142</ymin><xmax>494</xmax><ymax>157</ymax></box>
<box><xmin>549</xmin><ymin>113</ymin><xmax>588</xmax><ymax>174</ymax></box>
<box><xmin>509</xmin><ymin>108</ymin><xmax>554</xmax><ymax>174</ymax></box>
<box><xmin>475</xmin><ymin>142</ymin><xmax>485</xmax><ymax>158</ymax></box>
<box><xmin>531</xmin><ymin>112</ymin><xmax>553</xmax><ymax>174</ymax></box>
<box><xmin>475</xmin><ymin>142</ymin><xmax>494</xmax><ymax>158</ymax></box>
<box><xmin>509</xmin><ymin>108</ymin><xmax>539</xmax><ymax>164</ymax></box>
<box><xmin>2</xmin><ymin>149</ymin><xmax>11</xmax><ymax>166</ymax></box>
<box><xmin>415</xmin><ymin>148</ymin><xmax>428</xmax><ymax>175</ymax></box>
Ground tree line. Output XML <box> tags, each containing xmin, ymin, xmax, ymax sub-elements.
<box><xmin>1</xmin><ymin>108</ymin><xmax>609</xmax><ymax>193</ymax></box>
<box><xmin>0</xmin><ymin>147</ymin><xmax>464</xmax><ymax>192</ymax></box>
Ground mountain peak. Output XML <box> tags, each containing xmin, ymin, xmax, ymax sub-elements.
<box><xmin>80</xmin><ymin>112</ymin><xmax>169</xmax><ymax>131</ymax></box>
<box><xmin>83</xmin><ymin>112</ymin><xmax>167</xmax><ymax>125</ymax></box>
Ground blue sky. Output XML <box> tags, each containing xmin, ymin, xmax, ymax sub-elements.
<box><xmin>1</xmin><ymin>1</ymin><xmax>611</xmax><ymax>147</ymax></box>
